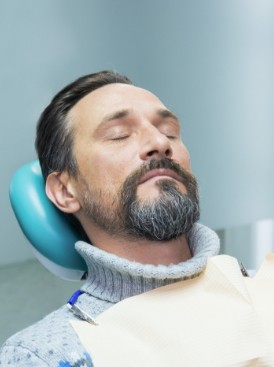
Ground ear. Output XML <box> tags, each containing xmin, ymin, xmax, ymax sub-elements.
<box><xmin>46</xmin><ymin>172</ymin><xmax>81</xmax><ymax>213</ymax></box>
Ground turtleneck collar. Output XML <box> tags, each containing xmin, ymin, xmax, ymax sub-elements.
<box><xmin>76</xmin><ymin>223</ymin><xmax>220</xmax><ymax>303</ymax></box>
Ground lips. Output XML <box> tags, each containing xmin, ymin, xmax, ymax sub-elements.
<box><xmin>138</xmin><ymin>168</ymin><xmax>183</xmax><ymax>185</ymax></box>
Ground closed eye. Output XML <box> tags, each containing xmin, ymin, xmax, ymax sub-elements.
<box><xmin>162</xmin><ymin>132</ymin><xmax>180</xmax><ymax>140</ymax></box>
<box><xmin>158</xmin><ymin>125</ymin><xmax>180</xmax><ymax>140</ymax></box>
<box><xmin>111</xmin><ymin>135</ymin><xmax>130</xmax><ymax>142</ymax></box>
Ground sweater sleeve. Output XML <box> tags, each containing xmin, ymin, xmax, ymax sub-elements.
<box><xmin>0</xmin><ymin>344</ymin><xmax>49</xmax><ymax>366</ymax></box>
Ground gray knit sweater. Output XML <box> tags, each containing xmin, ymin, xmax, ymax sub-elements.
<box><xmin>0</xmin><ymin>223</ymin><xmax>219</xmax><ymax>367</ymax></box>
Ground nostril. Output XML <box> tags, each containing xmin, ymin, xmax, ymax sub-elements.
<box><xmin>146</xmin><ymin>148</ymin><xmax>172</xmax><ymax>159</ymax></box>
<box><xmin>147</xmin><ymin>150</ymin><xmax>157</xmax><ymax>157</ymax></box>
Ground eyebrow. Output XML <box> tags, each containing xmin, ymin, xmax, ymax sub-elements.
<box><xmin>101</xmin><ymin>109</ymin><xmax>130</xmax><ymax>124</ymax></box>
<box><xmin>101</xmin><ymin>108</ymin><xmax>180</xmax><ymax>125</ymax></box>
<box><xmin>157</xmin><ymin>109</ymin><xmax>180</xmax><ymax>123</ymax></box>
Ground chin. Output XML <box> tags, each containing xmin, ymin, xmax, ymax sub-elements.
<box><xmin>138</xmin><ymin>190</ymin><xmax>160</xmax><ymax>202</ymax></box>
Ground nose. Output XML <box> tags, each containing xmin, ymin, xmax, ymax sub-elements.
<box><xmin>139</xmin><ymin>126</ymin><xmax>173</xmax><ymax>161</ymax></box>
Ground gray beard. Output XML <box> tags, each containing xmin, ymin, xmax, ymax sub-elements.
<box><xmin>81</xmin><ymin>159</ymin><xmax>200</xmax><ymax>241</ymax></box>
<box><xmin>123</xmin><ymin>180</ymin><xmax>199</xmax><ymax>241</ymax></box>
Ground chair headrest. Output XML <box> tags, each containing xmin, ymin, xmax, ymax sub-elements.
<box><xmin>9</xmin><ymin>161</ymin><xmax>87</xmax><ymax>280</ymax></box>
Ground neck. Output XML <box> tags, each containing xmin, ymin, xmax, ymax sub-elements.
<box><xmin>76</xmin><ymin>223</ymin><xmax>220</xmax><ymax>304</ymax></box>
<box><xmin>82</xmin><ymin>222</ymin><xmax>192</xmax><ymax>265</ymax></box>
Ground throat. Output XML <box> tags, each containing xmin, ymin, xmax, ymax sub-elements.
<box><xmin>89</xmin><ymin>230</ymin><xmax>192</xmax><ymax>265</ymax></box>
<box><xmin>124</xmin><ymin>236</ymin><xmax>192</xmax><ymax>265</ymax></box>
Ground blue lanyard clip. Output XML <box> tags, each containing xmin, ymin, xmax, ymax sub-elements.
<box><xmin>67</xmin><ymin>290</ymin><xmax>98</xmax><ymax>326</ymax></box>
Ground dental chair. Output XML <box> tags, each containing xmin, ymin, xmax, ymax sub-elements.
<box><xmin>9</xmin><ymin>161</ymin><xmax>87</xmax><ymax>281</ymax></box>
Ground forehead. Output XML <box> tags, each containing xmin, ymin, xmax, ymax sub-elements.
<box><xmin>69</xmin><ymin>83</ymin><xmax>166</xmax><ymax>130</ymax></box>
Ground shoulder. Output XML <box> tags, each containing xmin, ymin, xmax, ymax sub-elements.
<box><xmin>0</xmin><ymin>305</ymin><xmax>93</xmax><ymax>366</ymax></box>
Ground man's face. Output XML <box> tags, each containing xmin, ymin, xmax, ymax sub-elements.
<box><xmin>69</xmin><ymin>83</ymin><xmax>199</xmax><ymax>240</ymax></box>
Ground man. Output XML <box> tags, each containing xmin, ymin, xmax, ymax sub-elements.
<box><xmin>0</xmin><ymin>71</ymin><xmax>219</xmax><ymax>366</ymax></box>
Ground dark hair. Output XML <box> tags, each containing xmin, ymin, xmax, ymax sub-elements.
<box><xmin>35</xmin><ymin>70</ymin><xmax>133</xmax><ymax>179</ymax></box>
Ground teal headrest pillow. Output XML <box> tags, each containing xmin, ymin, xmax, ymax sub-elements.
<box><xmin>9</xmin><ymin>161</ymin><xmax>87</xmax><ymax>280</ymax></box>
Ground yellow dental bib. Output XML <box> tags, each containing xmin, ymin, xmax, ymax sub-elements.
<box><xmin>71</xmin><ymin>254</ymin><xmax>274</xmax><ymax>367</ymax></box>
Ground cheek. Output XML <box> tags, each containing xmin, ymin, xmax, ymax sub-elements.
<box><xmin>173</xmin><ymin>144</ymin><xmax>191</xmax><ymax>171</ymax></box>
<box><xmin>85</xmin><ymin>151</ymin><xmax>134</xmax><ymax>191</ymax></box>
<box><xmin>184</xmin><ymin>152</ymin><xmax>191</xmax><ymax>171</ymax></box>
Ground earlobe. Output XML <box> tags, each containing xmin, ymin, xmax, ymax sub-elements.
<box><xmin>46</xmin><ymin>172</ymin><xmax>81</xmax><ymax>213</ymax></box>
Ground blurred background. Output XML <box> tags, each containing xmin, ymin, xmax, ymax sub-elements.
<box><xmin>0</xmin><ymin>0</ymin><xmax>273</xmax><ymax>344</ymax></box>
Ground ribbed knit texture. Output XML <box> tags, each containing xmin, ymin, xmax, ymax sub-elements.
<box><xmin>0</xmin><ymin>223</ymin><xmax>219</xmax><ymax>366</ymax></box>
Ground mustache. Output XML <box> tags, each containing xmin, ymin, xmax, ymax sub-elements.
<box><xmin>121</xmin><ymin>158</ymin><xmax>198</xmax><ymax>197</ymax></box>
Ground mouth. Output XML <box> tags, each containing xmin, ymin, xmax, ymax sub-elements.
<box><xmin>138</xmin><ymin>168</ymin><xmax>183</xmax><ymax>185</ymax></box>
